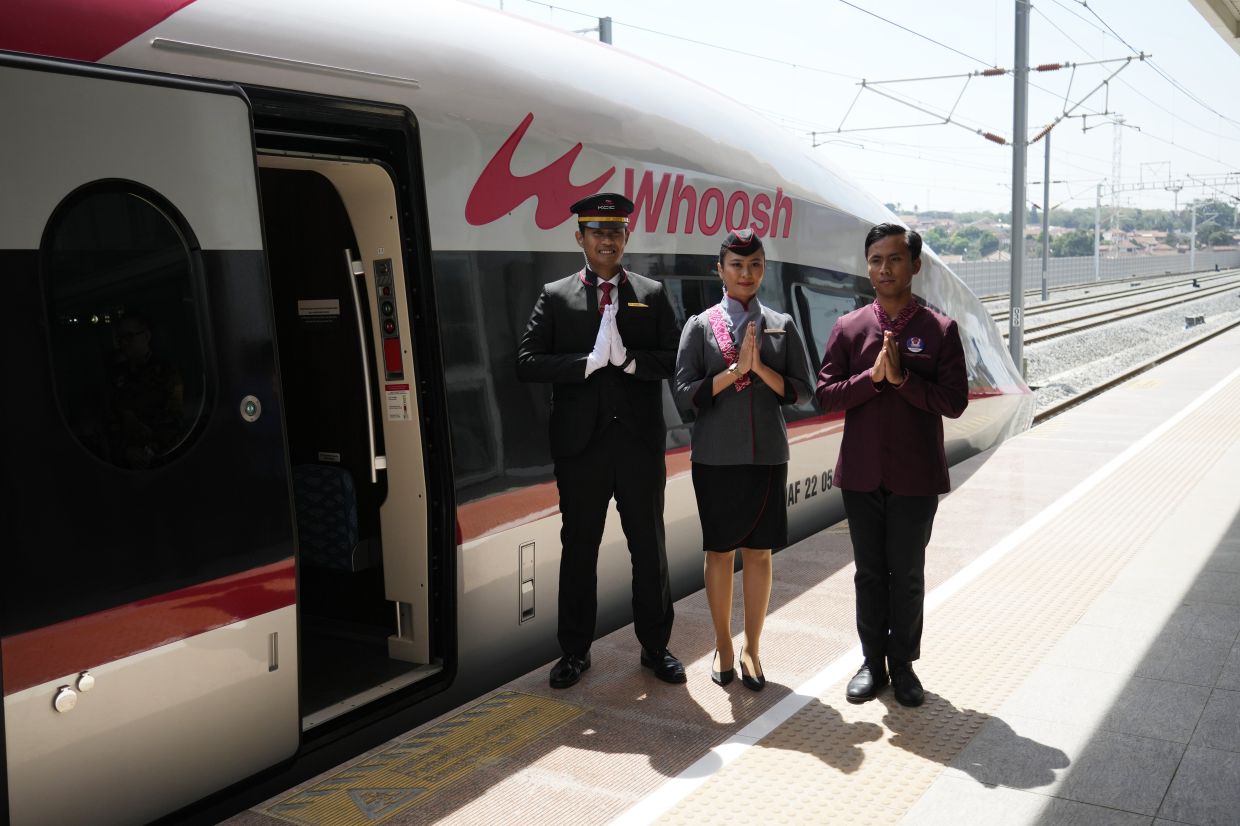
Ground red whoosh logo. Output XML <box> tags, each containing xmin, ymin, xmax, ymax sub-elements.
<box><xmin>466</xmin><ymin>113</ymin><xmax>793</xmax><ymax>239</ymax></box>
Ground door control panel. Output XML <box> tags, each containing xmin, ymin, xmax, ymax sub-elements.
<box><xmin>374</xmin><ymin>258</ymin><xmax>404</xmax><ymax>381</ymax></box>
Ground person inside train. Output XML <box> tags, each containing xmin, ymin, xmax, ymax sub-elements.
<box><xmin>673</xmin><ymin>228</ymin><xmax>814</xmax><ymax>690</ymax></box>
<box><xmin>516</xmin><ymin>193</ymin><xmax>686</xmax><ymax>689</ymax></box>
<box><xmin>815</xmin><ymin>223</ymin><xmax>968</xmax><ymax>707</ymax></box>
<box><xmin>107</xmin><ymin>312</ymin><xmax>185</xmax><ymax>469</ymax></box>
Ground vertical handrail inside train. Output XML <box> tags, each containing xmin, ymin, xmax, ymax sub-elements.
<box><xmin>345</xmin><ymin>251</ymin><xmax>383</xmax><ymax>483</ymax></box>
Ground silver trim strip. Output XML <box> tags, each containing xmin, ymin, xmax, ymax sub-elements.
<box><xmin>149</xmin><ymin>38</ymin><xmax>421</xmax><ymax>88</ymax></box>
<box><xmin>345</xmin><ymin>252</ymin><xmax>380</xmax><ymax>484</ymax></box>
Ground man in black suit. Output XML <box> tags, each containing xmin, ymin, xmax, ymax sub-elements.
<box><xmin>517</xmin><ymin>192</ymin><xmax>685</xmax><ymax>689</ymax></box>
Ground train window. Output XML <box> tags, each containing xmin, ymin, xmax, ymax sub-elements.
<box><xmin>660</xmin><ymin>276</ymin><xmax>717</xmax><ymax>327</ymax></box>
<box><xmin>793</xmin><ymin>283</ymin><xmax>859</xmax><ymax>370</ymax></box>
<box><xmin>41</xmin><ymin>182</ymin><xmax>208</xmax><ymax>470</ymax></box>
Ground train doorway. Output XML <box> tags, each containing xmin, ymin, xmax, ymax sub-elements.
<box><xmin>257</xmin><ymin>157</ymin><xmax>439</xmax><ymax>729</ymax></box>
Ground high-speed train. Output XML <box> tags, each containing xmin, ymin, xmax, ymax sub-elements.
<box><xmin>0</xmin><ymin>1</ymin><xmax>1031</xmax><ymax>823</ymax></box>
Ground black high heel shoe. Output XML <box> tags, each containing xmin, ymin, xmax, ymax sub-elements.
<box><xmin>711</xmin><ymin>649</ymin><xmax>735</xmax><ymax>686</ymax></box>
<box><xmin>739</xmin><ymin>647</ymin><xmax>765</xmax><ymax>691</ymax></box>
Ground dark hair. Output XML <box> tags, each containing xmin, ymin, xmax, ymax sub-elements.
<box><xmin>718</xmin><ymin>228</ymin><xmax>765</xmax><ymax>265</ymax></box>
<box><xmin>864</xmin><ymin>223</ymin><xmax>922</xmax><ymax>260</ymax></box>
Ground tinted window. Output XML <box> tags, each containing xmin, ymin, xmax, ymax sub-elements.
<box><xmin>42</xmin><ymin>184</ymin><xmax>208</xmax><ymax>469</ymax></box>
<box><xmin>794</xmin><ymin>284</ymin><xmax>860</xmax><ymax>370</ymax></box>
<box><xmin>437</xmin><ymin>250</ymin><xmax>828</xmax><ymax>505</ymax></box>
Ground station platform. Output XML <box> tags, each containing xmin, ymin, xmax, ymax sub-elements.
<box><xmin>227</xmin><ymin>325</ymin><xmax>1240</xmax><ymax>826</ymax></box>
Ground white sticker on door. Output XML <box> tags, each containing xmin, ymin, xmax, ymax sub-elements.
<box><xmin>386</xmin><ymin>389</ymin><xmax>411</xmax><ymax>421</ymax></box>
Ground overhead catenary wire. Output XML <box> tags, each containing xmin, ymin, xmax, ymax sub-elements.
<box><xmin>519</xmin><ymin>0</ymin><xmax>1111</xmax><ymax>153</ymax></box>
<box><xmin>1040</xmin><ymin>0</ymin><xmax>1240</xmax><ymax>145</ymax></box>
<box><xmin>507</xmin><ymin>0</ymin><xmax>1233</xmax><ymax>212</ymax></box>
<box><xmin>519</xmin><ymin>0</ymin><xmax>862</xmax><ymax>79</ymax></box>
<box><xmin>827</xmin><ymin>53</ymin><xmax>1138</xmax><ymax>147</ymax></box>
<box><xmin>1065</xmin><ymin>0</ymin><xmax>1240</xmax><ymax>131</ymax></box>
<box><xmin>836</xmin><ymin>0</ymin><xmax>996</xmax><ymax>66</ymax></box>
<box><xmin>1185</xmin><ymin>174</ymin><xmax>1240</xmax><ymax>204</ymax></box>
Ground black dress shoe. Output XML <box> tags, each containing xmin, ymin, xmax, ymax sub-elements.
<box><xmin>549</xmin><ymin>653</ymin><xmax>590</xmax><ymax>689</ymax></box>
<box><xmin>640</xmin><ymin>648</ymin><xmax>687</xmax><ymax>683</ymax></box>
<box><xmin>890</xmin><ymin>663</ymin><xmax>925</xmax><ymax>707</ymax></box>
<box><xmin>739</xmin><ymin>647</ymin><xmax>765</xmax><ymax>691</ymax></box>
<box><xmin>711</xmin><ymin>650</ymin><xmax>735</xmax><ymax>686</ymax></box>
<box><xmin>845</xmin><ymin>662</ymin><xmax>888</xmax><ymax>703</ymax></box>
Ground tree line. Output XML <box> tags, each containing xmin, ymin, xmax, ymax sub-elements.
<box><xmin>885</xmin><ymin>199</ymin><xmax>1238</xmax><ymax>260</ymax></box>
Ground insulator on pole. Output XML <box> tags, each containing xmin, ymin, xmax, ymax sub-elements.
<box><xmin>1030</xmin><ymin>124</ymin><xmax>1053</xmax><ymax>143</ymax></box>
<box><xmin>1035</xmin><ymin>63</ymin><xmax>1065</xmax><ymax>72</ymax></box>
<box><xmin>981</xmin><ymin>67</ymin><xmax>1007</xmax><ymax>77</ymax></box>
<box><xmin>982</xmin><ymin>131</ymin><xmax>1007</xmax><ymax>145</ymax></box>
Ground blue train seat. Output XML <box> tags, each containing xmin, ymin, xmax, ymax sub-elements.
<box><xmin>292</xmin><ymin>464</ymin><xmax>374</xmax><ymax>572</ymax></box>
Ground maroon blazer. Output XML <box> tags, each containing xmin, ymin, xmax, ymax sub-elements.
<box><xmin>815</xmin><ymin>303</ymin><xmax>968</xmax><ymax>496</ymax></box>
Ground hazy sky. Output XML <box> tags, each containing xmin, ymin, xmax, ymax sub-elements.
<box><xmin>486</xmin><ymin>0</ymin><xmax>1240</xmax><ymax>215</ymax></box>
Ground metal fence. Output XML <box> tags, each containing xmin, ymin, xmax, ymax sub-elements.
<box><xmin>953</xmin><ymin>250</ymin><xmax>1240</xmax><ymax>298</ymax></box>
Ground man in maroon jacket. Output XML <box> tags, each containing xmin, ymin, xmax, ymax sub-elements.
<box><xmin>815</xmin><ymin>223</ymin><xmax>968</xmax><ymax>707</ymax></box>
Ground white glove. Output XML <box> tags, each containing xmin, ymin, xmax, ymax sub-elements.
<box><xmin>584</xmin><ymin>303</ymin><xmax>614</xmax><ymax>377</ymax></box>
<box><xmin>608</xmin><ymin>304</ymin><xmax>628</xmax><ymax>367</ymax></box>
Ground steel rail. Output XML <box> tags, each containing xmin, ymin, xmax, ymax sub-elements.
<box><xmin>1019</xmin><ymin>279</ymin><xmax>1240</xmax><ymax>344</ymax></box>
<box><xmin>987</xmin><ymin>271</ymin><xmax>1240</xmax><ymax>319</ymax></box>
<box><xmin>978</xmin><ymin>268</ymin><xmax>1237</xmax><ymax>305</ymax></box>
<box><xmin>1032</xmin><ymin>317</ymin><xmax>1240</xmax><ymax>425</ymax></box>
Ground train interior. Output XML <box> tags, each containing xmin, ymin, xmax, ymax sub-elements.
<box><xmin>257</xmin><ymin>157</ymin><xmax>439</xmax><ymax>729</ymax></box>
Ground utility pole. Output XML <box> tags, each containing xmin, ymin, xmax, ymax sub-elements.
<box><xmin>1009</xmin><ymin>0</ymin><xmax>1030</xmax><ymax>374</ymax></box>
<box><xmin>599</xmin><ymin>16</ymin><xmax>612</xmax><ymax>44</ymax></box>
<box><xmin>1110</xmin><ymin>116</ymin><xmax>1124</xmax><ymax>258</ymax></box>
<box><xmin>1094</xmin><ymin>182</ymin><xmax>1102</xmax><ymax>281</ymax></box>
<box><xmin>1041</xmin><ymin>130</ymin><xmax>1051</xmax><ymax>301</ymax></box>
<box><xmin>1190</xmin><ymin>199</ymin><xmax>1197</xmax><ymax>272</ymax></box>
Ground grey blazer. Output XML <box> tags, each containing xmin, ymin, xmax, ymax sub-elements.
<box><xmin>673</xmin><ymin>304</ymin><xmax>814</xmax><ymax>465</ymax></box>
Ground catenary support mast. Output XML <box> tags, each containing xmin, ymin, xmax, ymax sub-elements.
<box><xmin>1009</xmin><ymin>0</ymin><xmax>1030</xmax><ymax>374</ymax></box>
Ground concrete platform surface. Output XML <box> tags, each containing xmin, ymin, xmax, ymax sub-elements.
<box><xmin>226</xmin><ymin>326</ymin><xmax>1240</xmax><ymax>826</ymax></box>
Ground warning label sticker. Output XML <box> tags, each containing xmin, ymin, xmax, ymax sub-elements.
<box><xmin>386</xmin><ymin>390</ymin><xmax>411</xmax><ymax>421</ymax></box>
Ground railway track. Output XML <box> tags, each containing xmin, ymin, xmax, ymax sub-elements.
<box><xmin>996</xmin><ymin>273</ymin><xmax>1240</xmax><ymax>345</ymax></box>
<box><xmin>988</xmin><ymin>270</ymin><xmax>1238</xmax><ymax>324</ymax></box>
<box><xmin>1032</xmin><ymin>317</ymin><xmax>1240</xmax><ymax>425</ymax></box>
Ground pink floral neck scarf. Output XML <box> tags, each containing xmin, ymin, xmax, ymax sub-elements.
<box><xmin>872</xmin><ymin>299</ymin><xmax>922</xmax><ymax>335</ymax></box>
<box><xmin>707</xmin><ymin>305</ymin><xmax>751</xmax><ymax>391</ymax></box>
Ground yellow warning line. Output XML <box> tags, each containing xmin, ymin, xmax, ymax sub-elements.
<box><xmin>264</xmin><ymin>691</ymin><xmax>584</xmax><ymax>826</ymax></box>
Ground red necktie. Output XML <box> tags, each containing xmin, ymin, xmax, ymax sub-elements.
<box><xmin>599</xmin><ymin>281</ymin><xmax>613</xmax><ymax>314</ymax></box>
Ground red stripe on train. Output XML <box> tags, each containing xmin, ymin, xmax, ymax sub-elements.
<box><xmin>454</xmin><ymin>388</ymin><xmax>1025</xmax><ymax>543</ymax></box>
<box><xmin>2</xmin><ymin>558</ymin><xmax>294</xmax><ymax>696</ymax></box>
<box><xmin>0</xmin><ymin>0</ymin><xmax>195</xmax><ymax>62</ymax></box>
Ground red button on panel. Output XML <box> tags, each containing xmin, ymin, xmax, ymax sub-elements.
<box><xmin>384</xmin><ymin>337</ymin><xmax>403</xmax><ymax>376</ymax></box>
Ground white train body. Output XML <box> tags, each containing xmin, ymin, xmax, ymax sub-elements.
<box><xmin>0</xmin><ymin>2</ymin><xmax>1030</xmax><ymax>823</ymax></box>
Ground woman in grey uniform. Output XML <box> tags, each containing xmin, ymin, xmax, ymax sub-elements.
<box><xmin>674</xmin><ymin>229</ymin><xmax>814</xmax><ymax>689</ymax></box>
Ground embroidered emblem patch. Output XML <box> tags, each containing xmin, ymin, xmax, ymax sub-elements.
<box><xmin>906</xmin><ymin>336</ymin><xmax>924</xmax><ymax>354</ymax></box>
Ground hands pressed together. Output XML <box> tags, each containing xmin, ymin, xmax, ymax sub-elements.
<box><xmin>870</xmin><ymin>330</ymin><xmax>905</xmax><ymax>386</ymax></box>
<box><xmin>737</xmin><ymin>322</ymin><xmax>760</xmax><ymax>374</ymax></box>
<box><xmin>711</xmin><ymin>321</ymin><xmax>774</xmax><ymax>396</ymax></box>
<box><xmin>585</xmin><ymin>303</ymin><xmax>630</xmax><ymax>377</ymax></box>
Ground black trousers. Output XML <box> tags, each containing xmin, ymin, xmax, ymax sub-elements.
<box><xmin>841</xmin><ymin>487</ymin><xmax>939</xmax><ymax>666</ymax></box>
<box><xmin>554</xmin><ymin>422</ymin><xmax>674</xmax><ymax>656</ymax></box>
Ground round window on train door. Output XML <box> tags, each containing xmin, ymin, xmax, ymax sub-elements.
<box><xmin>40</xmin><ymin>181</ymin><xmax>209</xmax><ymax>470</ymax></box>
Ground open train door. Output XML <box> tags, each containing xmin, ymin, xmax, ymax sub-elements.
<box><xmin>0</xmin><ymin>55</ymin><xmax>299</xmax><ymax>825</ymax></box>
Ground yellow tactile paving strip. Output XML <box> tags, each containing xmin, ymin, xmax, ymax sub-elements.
<box><xmin>664</xmin><ymin>376</ymin><xmax>1240</xmax><ymax>825</ymax></box>
<box><xmin>261</xmin><ymin>691</ymin><xmax>583</xmax><ymax>826</ymax></box>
